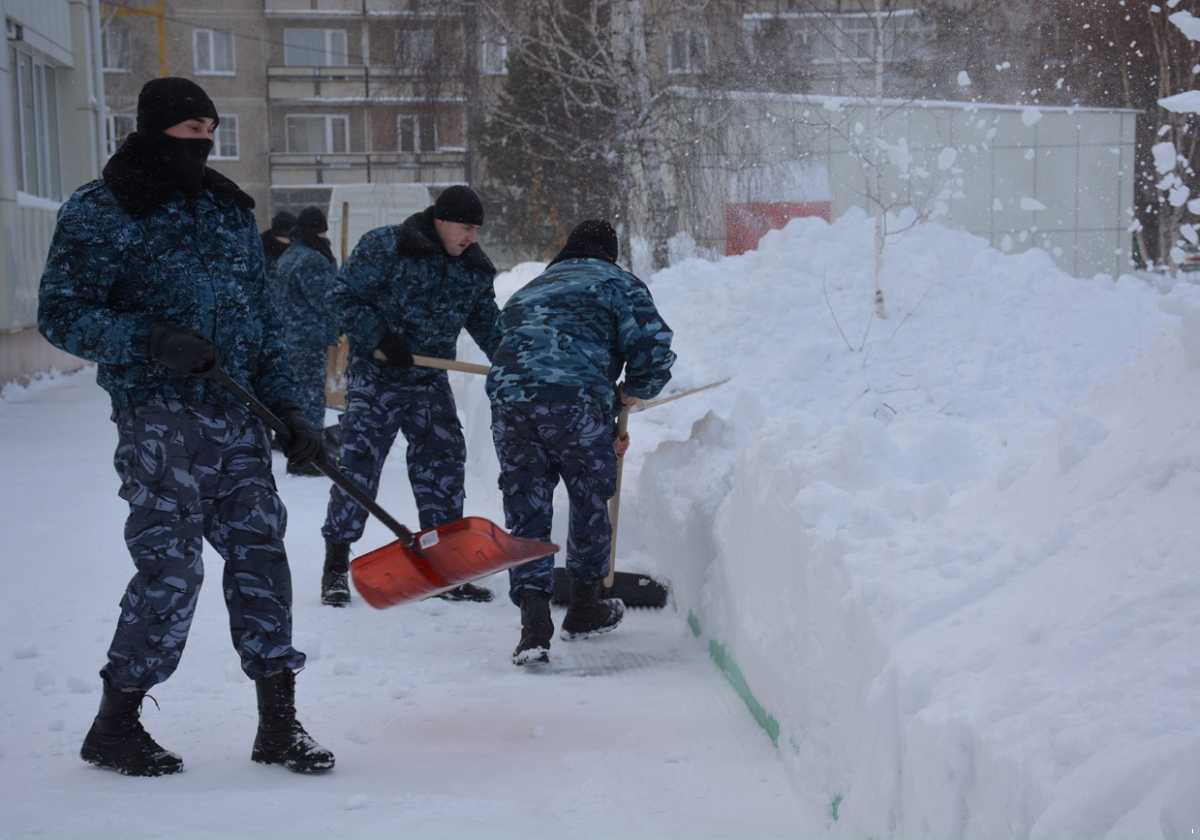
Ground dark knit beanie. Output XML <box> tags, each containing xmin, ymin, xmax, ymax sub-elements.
<box><xmin>564</xmin><ymin>219</ymin><xmax>619</xmax><ymax>263</ymax></box>
<box><xmin>296</xmin><ymin>206</ymin><xmax>328</xmax><ymax>234</ymax></box>
<box><xmin>270</xmin><ymin>211</ymin><xmax>297</xmax><ymax>237</ymax></box>
<box><xmin>137</xmin><ymin>77</ymin><xmax>220</xmax><ymax>136</ymax></box>
<box><xmin>433</xmin><ymin>185</ymin><xmax>484</xmax><ymax>226</ymax></box>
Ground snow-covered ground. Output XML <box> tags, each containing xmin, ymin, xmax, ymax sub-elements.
<box><xmin>3</xmin><ymin>210</ymin><xmax>1199</xmax><ymax>838</ymax></box>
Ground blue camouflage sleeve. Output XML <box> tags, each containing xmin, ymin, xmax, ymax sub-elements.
<box><xmin>613</xmin><ymin>274</ymin><xmax>676</xmax><ymax>401</ymax></box>
<box><xmin>464</xmin><ymin>281</ymin><xmax>502</xmax><ymax>361</ymax></box>
<box><xmin>296</xmin><ymin>248</ymin><xmax>338</xmax><ymax>344</ymax></box>
<box><xmin>38</xmin><ymin>192</ymin><xmax>152</xmax><ymax>364</ymax></box>
<box><xmin>329</xmin><ymin>232</ymin><xmax>391</xmax><ymax>354</ymax></box>
<box><xmin>247</xmin><ymin>224</ymin><xmax>299</xmax><ymax>411</ymax></box>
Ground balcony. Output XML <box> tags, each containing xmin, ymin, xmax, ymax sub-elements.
<box><xmin>265</xmin><ymin>0</ymin><xmax>361</xmax><ymax>17</ymax></box>
<box><xmin>270</xmin><ymin>150</ymin><xmax>466</xmax><ymax>186</ymax></box>
<box><xmin>268</xmin><ymin>66</ymin><xmax>466</xmax><ymax>103</ymax></box>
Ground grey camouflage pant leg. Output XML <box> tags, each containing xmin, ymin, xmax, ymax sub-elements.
<box><xmin>103</xmin><ymin>402</ymin><xmax>305</xmax><ymax>690</ymax></box>
<box><xmin>491</xmin><ymin>402</ymin><xmax>617</xmax><ymax>605</ymax></box>
<box><xmin>322</xmin><ymin>371</ymin><xmax>465</xmax><ymax>543</ymax></box>
<box><xmin>289</xmin><ymin>344</ymin><xmax>329</xmax><ymax>433</ymax></box>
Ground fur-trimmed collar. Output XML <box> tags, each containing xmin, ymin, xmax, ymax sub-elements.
<box><xmin>396</xmin><ymin>207</ymin><xmax>495</xmax><ymax>275</ymax></box>
<box><xmin>103</xmin><ymin>133</ymin><xmax>255</xmax><ymax>218</ymax></box>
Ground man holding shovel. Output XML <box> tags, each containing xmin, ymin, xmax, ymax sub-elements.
<box><xmin>37</xmin><ymin>77</ymin><xmax>333</xmax><ymax>776</ymax></box>
<box><xmin>486</xmin><ymin>220</ymin><xmax>676</xmax><ymax>665</ymax></box>
<box><xmin>321</xmin><ymin>186</ymin><xmax>502</xmax><ymax>606</ymax></box>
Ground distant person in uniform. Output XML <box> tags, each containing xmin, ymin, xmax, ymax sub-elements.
<box><xmin>275</xmin><ymin>205</ymin><xmax>339</xmax><ymax>477</ymax></box>
<box><xmin>486</xmin><ymin>220</ymin><xmax>676</xmax><ymax>665</ymax></box>
<box><xmin>37</xmin><ymin>77</ymin><xmax>334</xmax><ymax>777</ymax></box>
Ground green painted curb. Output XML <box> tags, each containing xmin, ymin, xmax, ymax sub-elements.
<box><xmin>687</xmin><ymin>610</ymin><xmax>780</xmax><ymax>747</ymax></box>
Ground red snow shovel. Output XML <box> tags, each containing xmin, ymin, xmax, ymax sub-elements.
<box><xmin>207</xmin><ymin>365</ymin><xmax>558</xmax><ymax>609</ymax></box>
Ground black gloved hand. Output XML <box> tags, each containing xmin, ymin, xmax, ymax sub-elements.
<box><xmin>147</xmin><ymin>323</ymin><xmax>217</xmax><ymax>375</ymax></box>
<box><xmin>373</xmin><ymin>332</ymin><xmax>414</xmax><ymax>369</ymax></box>
<box><xmin>276</xmin><ymin>407</ymin><xmax>323</xmax><ymax>465</ymax></box>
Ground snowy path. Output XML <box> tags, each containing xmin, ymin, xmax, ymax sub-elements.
<box><xmin>0</xmin><ymin>370</ymin><xmax>815</xmax><ymax>839</ymax></box>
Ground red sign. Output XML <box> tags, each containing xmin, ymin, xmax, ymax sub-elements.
<box><xmin>724</xmin><ymin>202</ymin><xmax>832</xmax><ymax>256</ymax></box>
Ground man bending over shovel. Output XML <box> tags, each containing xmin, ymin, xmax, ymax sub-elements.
<box><xmin>322</xmin><ymin>186</ymin><xmax>502</xmax><ymax>606</ymax></box>
<box><xmin>486</xmin><ymin>220</ymin><xmax>676</xmax><ymax>665</ymax></box>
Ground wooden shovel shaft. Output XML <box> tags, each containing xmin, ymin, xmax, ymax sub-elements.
<box><xmin>606</xmin><ymin>406</ymin><xmax>631</xmax><ymax>587</ymax></box>
<box><xmin>411</xmin><ymin>354</ymin><xmax>491</xmax><ymax>376</ymax></box>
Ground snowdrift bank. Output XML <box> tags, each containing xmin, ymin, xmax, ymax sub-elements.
<box><xmin>515</xmin><ymin>212</ymin><xmax>1199</xmax><ymax>839</ymax></box>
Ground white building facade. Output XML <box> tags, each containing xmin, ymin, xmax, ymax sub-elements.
<box><xmin>1</xmin><ymin>0</ymin><xmax>106</xmax><ymax>384</ymax></box>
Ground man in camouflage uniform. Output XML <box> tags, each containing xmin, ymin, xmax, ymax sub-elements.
<box><xmin>275</xmin><ymin>205</ymin><xmax>339</xmax><ymax>477</ymax></box>
<box><xmin>321</xmin><ymin>186</ymin><xmax>501</xmax><ymax>606</ymax></box>
<box><xmin>486</xmin><ymin>220</ymin><xmax>676</xmax><ymax>665</ymax></box>
<box><xmin>38</xmin><ymin>77</ymin><xmax>334</xmax><ymax>777</ymax></box>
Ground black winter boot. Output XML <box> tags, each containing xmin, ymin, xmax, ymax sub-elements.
<box><xmin>251</xmin><ymin>670</ymin><xmax>335</xmax><ymax>774</ymax></box>
<box><xmin>512</xmin><ymin>590</ymin><xmax>553</xmax><ymax>666</ymax></box>
<box><xmin>80</xmin><ymin>679</ymin><xmax>183</xmax><ymax>777</ymax></box>
<box><xmin>560</xmin><ymin>577</ymin><xmax>625</xmax><ymax>641</ymax></box>
<box><xmin>321</xmin><ymin>541</ymin><xmax>351</xmax><ymax>607</ymax></box>
<box><xmin>435</xmin><ymin>581</ymin><xmax>494</xmax><ymax>603</ymax></box>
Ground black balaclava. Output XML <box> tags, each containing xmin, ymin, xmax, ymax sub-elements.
<box><xmin>550</xmin><ymin>219</ymin><xmax>620</xmax><ymax>266</ymax></box>
<box><xmin>296</xmin><ymin>206</ymin><xmax>336</xmax><ymax>265</ymax></box>
<box><xmin>135</xmin><ymin>77</ymin><xmax>220</xmax><ymax>195</ymax></box>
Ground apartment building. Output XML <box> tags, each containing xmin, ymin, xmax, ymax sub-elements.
<box><xmin>1</xmin><ymin>0</ymin><xmax>106</xmax><ymax>384</ymax></box>
<box><xmin>99</xmin><ymin>0</ymin><xmax>512</xmax><ymax>225</ymax></box>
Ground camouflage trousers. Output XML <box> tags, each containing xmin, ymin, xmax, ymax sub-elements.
<box><xmin>490</xmin><ymin>401</ymin><xmax>617</xmax><ymax>605</ymax></box>
<box><xmin>104</xmin><ymin>400</ymin><xmax>305</xmax><ymax>691</ymax></box>
<box><xmin>322</xmin><ymin>368</ymin><xmax>465</xmax><ymax>543</ymax></box>
<box><xmin>288</xmin><ymin>343</ymin><xmax>329</xmax><ymax>433</ymax></box>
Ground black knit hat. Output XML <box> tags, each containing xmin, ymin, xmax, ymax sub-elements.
<box><xmin>270</xmin><ymin>211</ymin><xmax>297</xmax><ymax>236</ymax></box>
<box><xmin>136</xmin><ymin>77</ymin><xmax>219</xmax><ymax>136</ymax></box>
<box><xmin>433</xmin><ymin>185</ymin><xmax>484</xmax><ymax>226</ymax></box>
<box><xmin>564</xmin><ymin>219</ymin><xmax>619</xmax><ymax>263</ymax></box>
<box><xmin>296</xmin><ymin>206</ymin><xmax>328</xmax><ymax>234</ymax></box>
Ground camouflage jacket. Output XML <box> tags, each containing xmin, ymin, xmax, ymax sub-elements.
<box><xmin>38</xmin><ymin>138</ymin><xmax>296</xmax><ymax>413</ymax></box>
<box><xmin>330</xmin><ymin>207</ymin><xmax>500</xmax><ymax>385</ymax></box>
<box><xmin>486</xmin><ymin>257</ymin><xmax>676</xmax><ymax>415</ymax></box>
<box><xmin>275</xmin><ymin>240</ymin><xmax>338</xmax><ymax>349</ymax></box>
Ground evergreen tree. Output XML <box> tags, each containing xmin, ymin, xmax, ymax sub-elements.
<box><xmin>481</xmin><ymin>0</ymin><xmax>621</xmax><ymax>259</ymax></box>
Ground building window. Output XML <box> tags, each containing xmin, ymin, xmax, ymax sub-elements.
<box><xmin>194</xmin><ymin>29</ymin><xmax>235</xmax><ymax>74</ymax></box>
<box><xmin>747</xmin><ymin>11</ymin><xmax>930</xmax><ymax>66</ymax></box>
<box><xmin>11</xmin><ymin>47</ymin><xmax>63</xmax><ymax>200</ymax></box>
<box><xmin>395</xmin><ymin>27</ymin><xmax>435</xmax><ymax>73</ymax></box>
<box><xmin>286</xmin><ymin>114</ymin><xmax>349</xmax><ymax>154</ymax></box>
<box><xmin>480</xmin><ymin>35</ymin><xmax>508</xmax><ymax>75</ymax></box>
<box><xmin>667</xmin><ymin>30</ymin><xmax>707</xmax><ymax>74</ymax></box>
<box><xmin>212</xmin><ymin>114</ymin><xmax>239</xmax><ymax>160</ymax></box>
<box><xmin>284</xmin><ymin>29</ymin><xmax>349</xmax><ymax>67</ymax></box>
<box><xmin>101</xmin><ymin>22</ymin><xmax>130</xmax><ymax>72</ymax></box>
<box><xmin>105</xmin><ymin>113</ymin><xmax>136</xmax><ymax>156</ymax></box>
<box><xmin>396</xmin><ymin>113</ymin><xmax>437</xmax><ymax>152</ymax></box>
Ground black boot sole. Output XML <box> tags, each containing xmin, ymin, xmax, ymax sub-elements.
<box><xmin>81</xmin><ymin>747</ymin><xmax>184</xmax><ymax>777</ymax></box>
<box><xmin>251</xmin><ymin>750</ymin><xmax>335</xmax><ymax>774</ymax></box>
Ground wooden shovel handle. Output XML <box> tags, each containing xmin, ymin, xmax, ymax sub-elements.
<box><xmin>606</xmin><ymin>406</ymin><xmax>631</xmax><ymax>587</ymax></box>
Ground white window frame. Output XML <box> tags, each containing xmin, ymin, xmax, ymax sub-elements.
<box><xmin>105</xmin><ymin>113</ymin><xmax>136</xmax><ymax>156</ymax></box>
<box><xmin>395</xmin><ymin>27</ymin><xmax>435</xmax><ymax>73</ymax></box>
<box><xmin>743</xmin><ymin>10</ymin><xmax>928</xmax><ymax>66</ymax></box>
<box><xmin>11</xmin><ymin>46</ymin><xmax>63</xmax><ymax>201</ymax></box>
<box><xmin>193</xmin><ymin>29</ymin><xmax>235</xmax><ymax>75</ymax></box>
<box><xmin>285</xmin><ymin>114</ymin><xmax>350</xmax><ymax>155</ymax></box>
<box><xmin>396</xmin><ymin>113</ymin><xmax>438</xmax><ymax>153</ymax></box>
<box><xmin>212</xmin><ymin>114</ymin><xmax>240</xmax><ymax>160</ymax></box>
<box><xmin>283</xmin><ymin>28</ymin><xmax>349</xmax><ymax>67</ymax></box>
<box><xmin>667</xmin><ymin>29</ymin><xmax>708</xmax><ymax>75</ymax></box>
<box><xmin>101</xmin><ymin>21</ymin><xmax>131</xmax><ymax>72</ymax></box>
<box><xmin>480</xmin><ymin>34</ymin><xmax>508</xmax><ymax>75</ymax></box>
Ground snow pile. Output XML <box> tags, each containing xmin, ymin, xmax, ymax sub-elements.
<box><xmin>557</xmin><ymin>211</ymin><xmax>1199</xmax><ymax>838</ymax></box>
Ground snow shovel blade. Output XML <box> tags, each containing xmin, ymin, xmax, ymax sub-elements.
<box><xmin>351</xmin><ymin>516</ymin><xmax>557</xmax><ymax>609</ymax></box>
<box><xmin>550</xmin><ymin>566</ymin><xmax>669</xmax><ymax>609</ymax></box>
